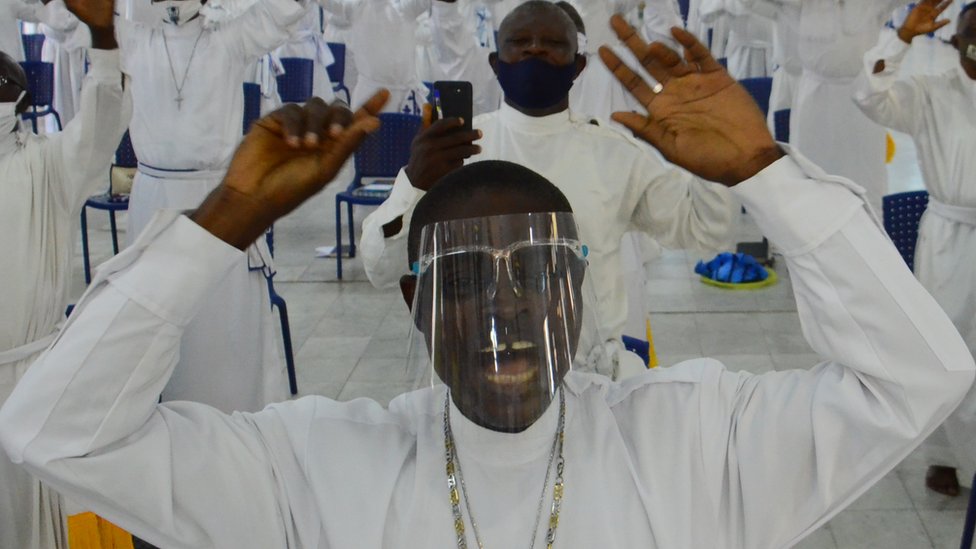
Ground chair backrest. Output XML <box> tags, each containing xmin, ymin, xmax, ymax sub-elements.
<box><xmin>21</xmin><ymin>33</ymin><xmax>45</xmax><ymax>62</ymax></box>
<box><xmin>773</xmin><ymin>109</ymin><xmax>790</xmax><ymax>143</ymax></box>
<box><xmin>353</xmin><ymin>112</ymin><xmax>423</xmax><ymax>184</ymax></box>
<box><xmin>739</xmin><ymin>77</ymin><xmax>773</xmax><ymax>118</ymax></box>
<box><xmin>276</xmin><ymin>57</ymin><xmax>315</xmax><ymax>104</ymax></box>
<box><xmin>19</xmin><ymin>61</ymin><xmax>55</xmax><ymax>106</ymax></box>
<box><xmin>326</xmin><ymin>42</ymin><xmax>346</xmax><ymax>84</ymax></box>
<box><xmin>242</xmin><ymin>82</ymin><xmax>262</xmax><ymax>134</ymax></box>
<box><xmin>882</xmin><ymin>190</ymin><xmax>929</xmax><ymax>271</ymax></box>
<box><xmin>115</xmin><ymin>131</ymin><xmax>138</xmax><ymax>167</ymax></box>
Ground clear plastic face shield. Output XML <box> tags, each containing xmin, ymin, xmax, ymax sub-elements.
<box><xmin>407</xmin><ymin>212</ymin><xmax>593</xmax><ymax>433</ymax></box>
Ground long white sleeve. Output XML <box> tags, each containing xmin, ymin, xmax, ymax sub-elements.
<box><xmin>853</xmin><ymin>31</ymin><xmax>923</xmax><ymax>135</ymax></box>
<box><xmin>361</xmin><ymin>168</ymin><xmax>423</xmax><ymax>288</ymax></box>
<box><xmin>392</xmin><ymin>0</ymin><xmax>431</xmax><ymax>20</ymax></box>
<box><xmin>44</xmin><ymin>48</ymin><xmax>131</xmax><ymax>213</ymax></box>
<box><xmin>221</xmin><ymin>0</ymin><xmax>308</xmax><ymax>60</ymax></box>
<box><xmin>707</xmin><ymin>152</ymin><xmax>975</xmax><ymax>546</ymax></box>
<box><xmin>430</xmin><ymin>0</ymin><xmax>501</xmax><ymax>115</ymax></box>
<box><xmin>316</xmin><ymin>0</ymin><xmax>362</xmax><ymax>23</ymax></box>
<box><xmin>0</xmin><ymin>215</ymin><xmax>292</xmax><ymax>549</ymax></box>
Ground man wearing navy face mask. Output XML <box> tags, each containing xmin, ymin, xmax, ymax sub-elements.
<box><xmin>362</xmin><ymin>0</ymin><xmax>738</xmax><ymax>380</ymax></box>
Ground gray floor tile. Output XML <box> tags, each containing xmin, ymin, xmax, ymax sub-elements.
<box><xmin>830</xmin><ymin>510</ymin><xmax>934</xmax><ymax>549</ymax></box>
<box><xmin>917</xmin><ymin>510</ymin><xmax>967</xmax><ymax>549</ymax></box>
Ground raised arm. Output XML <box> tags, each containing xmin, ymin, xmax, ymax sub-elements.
<box><xmin>430</xmin><ymin>0</ymin><xmax>502</xmax><ymax>115</ymax></box>
<box><xmin>603</xmin><ymin>17</ymin><xmax>975</xmax><ymax>546</ymax></box>
<box><xmin>0</xmin><ymin>93</ymin><xmax>389</xmax><ymax>547</ymax></box>
<box><xmin>45</xmin><ymin>0</ymin><xmax>130</xmax><ymax>212</ymax></box>
<box><xmin>220</xmin><ymin>0</ymin><xmax>309</xmax><ymax>60</ymax></box>
<box><xmin>392</xmin><ymin>0</ymin><xmax>432</xmax><ymax>21</ymax></box>
<box><xmin>853</xmin><ymin>0</ymin><xmax>953</xmax><ymax>134</ymax></box>
<box><xmin>317</xmin><ymin>0</ymin><xmax>362</xmax><ymax>25</ymax></box>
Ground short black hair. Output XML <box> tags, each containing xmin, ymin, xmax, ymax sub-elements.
<box><xmin>961</xmin><ymin>2</ymin><xmax>976</xmax><ymax>23</ymax></box>
<box><xmin>407</xmin><ymin>160</ymin><xmax>573</xmax><ymax>266</ymax></box>
<box><xmin>555</xmin><ymin>1</ymin><xmax>586</xmax><ymax>34</ymax></box>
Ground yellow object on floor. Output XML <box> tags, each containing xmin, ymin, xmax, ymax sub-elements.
<box><xmin>699</xmin><ymin>268</ymin><xmax>778</xmax><ymax>290</ymax></box>
<box><xmin>68</xmin><ymin>512</ymin><xmax>133</xmax><ymax>549</ymax></box>
<box><xmin>886</xmin><ymin>132</ymin><xmax>896</xmax><ymax>164</ymax></box>
<box><xmin>646</xmin><ymin>318</ymin><xmax>659</xmax><ymax>369</ymax></box>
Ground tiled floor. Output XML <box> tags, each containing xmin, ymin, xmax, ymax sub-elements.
<box><xmin>70</xmin><ymin>32</ymin><xmax>970</xmax><ymax>549</ymax></box>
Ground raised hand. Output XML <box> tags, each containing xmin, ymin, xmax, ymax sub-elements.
<box><xmin>63</xmin><ymin>0</ymin><xmax>114</xmax><ymax>30</ymax></box>
<box><xmin>192</xmin><ymin>91</ymin><xmax>389</xmax><ymax>250</ymax></box>
<box><xmin>405</xmin><ymin>103</ymin><xmax>482</xmax><ymax>192</ymax></box>
<box><xmin>599</xmin><ymin>15</ymin><xmax>782</xmax><ymax>186</ymax></box>
<box><xmin>898</xmin><ymin>0</ymin><xmax>954</xmax><ymax>43</ymax></box>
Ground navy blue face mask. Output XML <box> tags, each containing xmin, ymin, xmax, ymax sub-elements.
<box><xmin>494</xmin><ymin>56</ymin><xmax>580</xmax><ymax>110</ymax></box>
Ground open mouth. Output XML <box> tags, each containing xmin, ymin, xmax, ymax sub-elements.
<box><xmin>479</xmin><ymin>342</ymin><xmax>540</xmax><ymax>387</ymax></box>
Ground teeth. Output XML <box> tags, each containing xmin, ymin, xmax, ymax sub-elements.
<box><xmin>480</xmin><ymin>341</ymin><xmax>537</xmax><ymax>353</ymax></box>
<box><xmin>485</xmin><ymin>369</ymin><xmax>537</xmax><ymax>385</ymax></box>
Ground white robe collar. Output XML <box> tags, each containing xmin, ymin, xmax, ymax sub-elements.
<box><xmin>498</xmin><ymin>102</ymin><xmax>573</xmax><ymax>136</ymax></box>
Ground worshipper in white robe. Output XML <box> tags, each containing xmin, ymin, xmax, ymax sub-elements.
<box><xmin>735</xmin><ymin>0</ymin><xmax>906</xmax><ymax>215</ymax></box>
<box><xmin>37</xmin><ymin>0</ymin><xmax>86</xmax><ymax>129</ymax></box>
<box><xmin>275</xmin><ymin>2</ymin><xmax>335</xmax><ymax>102</ymax></box>
<box><xmin>321</xmin><ymin>8</ymin><xmax>356</xmax><ymax>92</ymax></box>
<box><xmin>120</xmin><ymin>0</ymin><xmax>309</xmax><ymax>414</ymax></box>
<box><xmin>854</xmin><ymin>0</ymin><xmax>976</xmax><ymax>498</ymax></box>
<box><xmin>0</xmin><ymin>1</ymin><xmax>130</xmax><ymax>547</ymax></box>
<box><xmin>736</xmin><ymin>0</ymin><xmax>801</xmax><ymax>130</ymax></box>
<box><xmin>4</xmin><ymin>25</ymin><xmax>976</xmax><ymax>549</ymax></box>
<box><xmin>697</xmin><ymin>0</ymin><xmax>773</xmax><ymax>79</ymax></box>
<box><xmin>318</xmin><ymin>0</ymin><xmax>430</xmax><ymax>114</ymax></box>
<box><xmin>364</xmin><ymin>2</ymin><xmax>737</xmax><ymax>379</ymax></box>
<box><xmin>1</xmin><ymin>0</ymin><xmax>46</xmax><ymax>61</ymax></box>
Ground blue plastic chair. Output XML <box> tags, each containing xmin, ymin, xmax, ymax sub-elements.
<box><xmin>740</xmin><ymin>77</ymin><xmax>773</xmax><ymax>118</ymax></box>
<box><xmin>242</xmin><ymin>82</ymin><xmax>261</xmax><ymax>134</ymax></box>
<box><xmin>19</xmin><ymin>61</ymin><xmax>61</xmax><ymax>133</ymax></box>
<box><xmin>81</xmin><ymin>131</ymin><xmax>136</xmax><ymax>283</ymax></box>
<box><xmin>276</xmin><ymin>57</ymin><xmax>315</xmax><ymax>104</ymax></box>
<box><xmin>334</xmin><ymin>112</ymin><xmax>422</xmax><ymax>279</ymax></box>
<box><xmin>21</xmin><ymin>33</ymin><xmax>45</xmax><ymax>62</ymax></box>
<box><xmin>326</xmin><ymin>42</ymin><xmax>351</xmax><ymax>103</ymax></box>
<box><xmin>622</xmin><ymin>335</ymin><xmax>650</xmax><ymax>367</ymax></box>
<box><xmin>262</xmin><ymin>228</ymin><xmax>298</xmax><ymax>395</ymax></box>
<box><xmin>961</xmin><ymin>472</ymin><xmax>976</xmax><ymax>548</ymax></box>
<box><xmin>677</xmin><ymin>0</ymin><xmax>690</xmax><ymax>24</ymax></box>
<box><xmin>882</xmin><ymin>190</ymin><xmax>929</xmax><ymax>271</ymax></box>
<box><xmin>773</xmin><ymin>108</ymin><xmax>790</xmax><ymax>143</ymax></box>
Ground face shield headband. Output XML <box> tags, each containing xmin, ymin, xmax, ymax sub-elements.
<box><xmin>408</xmin><ymin>212</ymin><xmax>589</xmax><ymax>433</ymax></box>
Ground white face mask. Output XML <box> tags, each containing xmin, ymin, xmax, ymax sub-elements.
<box><xmin>151</xmin><ymin>0</ymin><xmax>203</xmax><ymax>26</ymax></box>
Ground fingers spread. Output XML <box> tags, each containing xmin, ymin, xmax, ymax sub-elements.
<box><xmin>672</xmin><ymin>27</ymin><xmax>723</xmax><ymax>72</ymax></box>
<box><xmin>600</xmin><ymin>45</ymin><xmax>661</xmax><ymax>106</ymax></box>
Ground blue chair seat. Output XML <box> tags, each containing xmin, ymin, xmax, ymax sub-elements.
<box><xmin>276</xmin><ymin>57</ymin><xmax>315</xmax><ymax>104</ymax></box>
<box><xmin>334</xmin><ymin>113</ymin><xmax>422</xmax><ymax>279</ymax></box>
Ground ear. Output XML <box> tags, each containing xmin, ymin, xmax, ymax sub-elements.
<box><xmin>489</xmin><ymin>51</ymin><xmax>499</xmax><ymax>77</ymax></box>
<box><xmin>399</xmin><ymin>274</ymin><xmax>417</xmax><ymax>311</ymax></box>
<box><xmin>573</xmin><ymin>53</ymin><xmax>587</xmax><ymax>80</ymax></box>
<box><xmin>952</xmin><ymin>34</ymin><xmax>960</xmax><ymax>51</ymax></box>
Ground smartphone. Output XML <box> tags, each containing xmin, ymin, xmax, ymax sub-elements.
<box><xmin>432</xmin><ymin>81</ymin><xmax>473</xmax><ymax>132</ymax></box>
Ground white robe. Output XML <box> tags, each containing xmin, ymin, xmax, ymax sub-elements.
<box><xmin>0</xmin><ymin>49</ymin><xmax>130</xmax><ymax>549</ymax></box>
<box><xmin>38</xmin><ymin>0</ymin><xmax>87</xmax><ymax>130</ymax></box>
<box><xmin>854</xmin><ymin>33</ymin><xmax>976</xmax><ymax>486</ymax></box>
<box><xmin>360</xmin><ymin>103</ymin><xmax>737</xmax><ymax>371</ymax></box>
<box><xmin>318</xmin><ymin>0</ymin><xmax>430</xmax><ymax>114</ymax></box>
<box><xmin>2</xmin><ymin>153</ymin><xmax>974</xmax><ymax>549</ymax></box>
<box><xmin>698</xmin><ymin>0</ymin><xmax>773</xmax><ymax>79</ymax></box>
<box><xmin>1</xmin><ymin>0</ymin><xmax>43</xmax><ymax>60</ymax></box>
<box><xmin>321</xmin><ymin>10</ymin><xmax>357</xmax><ymax>92</ymax></box>
<box><xmin>275</xmin><ymin>3</ymin><xmax>336</xmax><ymax>102</ymax></box>
<box><xmin>119</xmin><ymin>0</ymin><xmax>304</xmax><ymax>413</ymax></box>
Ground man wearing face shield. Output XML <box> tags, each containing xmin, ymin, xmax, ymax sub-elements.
<box><xmin>3</xmin><ymin>20</ymin><xmax>976</xmax><ymax>548</ymax></box>
<box><xmin>118</xmin><ymin>0</ymin><xmax>310</xmax><ymax>414</ymax></box>
<box><xmin>854</xmin><ymin>0</ymin><xmax>976</xmax><ymax>497</ymax></box>
<box><xmin>362</xmin><ymin>1</ymin><xmax>738</xmax><ymax>379</ymax></box>
<box><xmin>0</xmin><ymin>0</ymin><xmax>130</xmax><ymax>547</ymax></box>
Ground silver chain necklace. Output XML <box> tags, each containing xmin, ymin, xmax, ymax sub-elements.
<box><xmin>443</xmin><ymin>389</ymin><xmax>566</xmax><ymax>549</ymax></box>
<box><xmin>161</xmin><ymin>26</ymin><xmax>205</xmax><ymax>111</ymax></box>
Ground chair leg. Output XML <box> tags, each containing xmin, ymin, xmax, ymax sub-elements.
<box><xmin>109</xmin><ymin>210</ymin><xmax>119</xmax><ymax>254</ymax></box>
<box><xmin>271</xmin><ymin>292</ymin><xmax>298</xmax><ymax>396</ymax></box>
<box><xmin>335</xmin><ymin>198</ymin><xmax>343</xmax><ymax>280</ymax></box>
<box><xmin>80</xmin><ymin>206</ymin><xmax>92</xmax><ymax>284</ymax></box>
<box><xmin>347</xmin><ymin>202</ymin><xmax>355</xmax><ymax>257</ymax></box>
<box><xmin>53</xmin><ymin>110</ymin><xmax>62</xmax><ymax>131</ymax></box>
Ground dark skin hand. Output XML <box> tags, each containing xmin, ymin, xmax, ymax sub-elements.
<box><xmin>192</xmin><ymin>91</ymin><xmax>389</xmax><ymax>249</ymax></box>
<box><xmin>64</xmin><ymin>0</ymin><xmax>118</xmax><ymax>50</ymax></box>
<box><xmin>382</xmin><ymin>103</ymin><xmax>482</xmax><ymax>237</ymax></box>
<box><xmin>600</xmin><ymin>16</ymin><xmax>783</xmax><ymax>186</ymax></box>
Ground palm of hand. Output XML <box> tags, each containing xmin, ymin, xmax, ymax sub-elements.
<box><xmin>903</xmin><ymin>1</ymin><xmax>951</xmax><ymax>36</ymax></box>
<box><xmin>624</xmin><ymin>71</ymin><xmax>773</xmax><ymax>184</ymax></box>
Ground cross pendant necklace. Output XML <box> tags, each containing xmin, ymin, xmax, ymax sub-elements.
<box><xmin>161</xmin><ymin>26</ymin><xmax>205</xmax><ymax>111</ymax></box>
